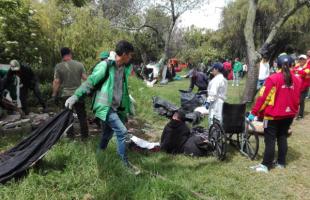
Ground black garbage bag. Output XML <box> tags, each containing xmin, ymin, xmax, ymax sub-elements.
<box><xmin>152</xmin><ymin>96</ymin><xmax>179</xmax><ymax>118</ymax></box>
<box><xmin>183</xmin><ymin>126</ymin><xmax>211</xmax><ymax>157</ymax></box>
<box><xmin>152</xmin><ymin>96</ymin><xmax>203</xmax><ymax>124</ymax></box>
<box><xmin>179</xmin><ymin>90</ymin><xmax>203</xmax><ymax>112</ymax></box>
<box><xmin>0</xmin><ymin>109</ymin><xmax>73</xmax><ymax>184</ymax></box>
<box><xmin>185</xmin><ymin>112</ymin><xmax>202</xmax><ymax>125</ymax></box>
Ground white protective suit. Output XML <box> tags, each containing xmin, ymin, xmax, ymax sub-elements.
<box><xmin>207</xmin><ymin>73</ymin><xmax>227</xmax><ymax>126</ymax></box>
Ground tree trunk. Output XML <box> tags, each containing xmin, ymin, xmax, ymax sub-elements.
<box><xmin>242</xmin><ymin>0</ymin><xmax>260</xmax><ymax>103</ymax></box>
<box><xmin>242</xmin><ymin>0</ymin><xmax>309</xmax><ymax>103</ymax></box>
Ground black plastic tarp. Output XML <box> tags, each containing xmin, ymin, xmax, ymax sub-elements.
<box><xmin>152</xmin><ymin>96</ymin><xmax>202</xmax><ymax>124</ymax></box>
<box><xmin>0</xmin><ymin>109</ymin><xmax>73</xmax><ymax>184</ymax></box>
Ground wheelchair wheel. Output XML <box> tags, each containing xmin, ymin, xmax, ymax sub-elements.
<box><xmin>239</xmin><ymin>122</ymin><xmax>259</xmax><ymax>160</ymax></box>
<box><xmin>208</xmin><ymin>121</ymin><xmax>227</xmax><ymax>160</ymax></box>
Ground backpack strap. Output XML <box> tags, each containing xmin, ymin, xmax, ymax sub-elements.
<box><xmin>93</xmin><ymin>60</ymin><xmax>112</xmax><ymax>92</ymax></box>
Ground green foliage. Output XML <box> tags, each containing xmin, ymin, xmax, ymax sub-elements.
<box><xmin>0</xmin><ymin>0</ymin><xmax>46</xmax><ymax>64</ymax></box>
<box><xmin>217</xmin><ymin>0</ymin><xmax>310</xmax><ymax>59</ymax></box>
<box><xmin>177</xmin><ymin>28</ymin><xmax>224</xmax><ymax>64</ymax></box>
<box><xmin>133</xmin><ymin>7</ymin><xmax>170</xmax><ymax>62</ymax></box>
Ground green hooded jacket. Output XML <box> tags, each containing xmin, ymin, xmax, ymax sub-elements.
<box><xmin>74</xmin><ymin>52</ymin><xmax>132</xmax><ymax>121</ymax></box>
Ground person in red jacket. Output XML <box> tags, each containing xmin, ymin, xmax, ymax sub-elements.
<box><xmin>223</xmin><ymin>59</ymin><xmax>233</xmax><ymax>80</ymax></box>
<box><xmin>248</xmin><ymin>54</ymin><xmax>302</xmax><ymax>173</ymax></box>
<box><xmin>292</xmin><ymin>54</ymin><xmax>310</xmax><ymax>119</ymax></box>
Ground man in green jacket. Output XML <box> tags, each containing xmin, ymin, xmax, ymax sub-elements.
<box><xmin>232</xmin><ymin>58</ymin><xmax>243</xmax><ymax>86</ymax></box>
<box><xmin>65</xmin><ymin>41</ymin><xmax>139</xmax><ymax>173</ymax></box>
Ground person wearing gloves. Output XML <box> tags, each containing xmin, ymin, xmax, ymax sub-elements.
<box><xmin>248</xmin><ymin>54</ymin><xmax>301</xmax><ymax>173</ymax></box>
<box><xmin>52</xmin><ymin>47</ymin><xmax>88</xmax><ymax>139</ymax></box>
<box><xmin>65</xmin><ymin>41</ymin><xmax>140</xmax><ymax>175</ymax></box>
<box><xmin>205</xmin><ymin>63</ymin><xmax>227</xmax><ymax>126</ymax></box>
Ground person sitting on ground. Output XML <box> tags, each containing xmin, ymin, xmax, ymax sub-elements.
<box><xmin>160</xmin><ymin>110</ymin><xmax>211</xmax><ymax>156</ymax></box>
<box><xmin>160</xmin><ymin>110</ymin><xmax>190</xmax><ymax>154</ymax></box>
<box><xmin>205</xmin><ymin>63</ymin><xmax>227</xmax><ymax>126</ymax></box>
<box><xmin>188</xmin><ymin>69</ymin><xmax>208</xmax><ymax>93</ymax></box>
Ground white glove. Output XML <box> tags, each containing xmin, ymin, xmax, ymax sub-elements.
<box><xmin>65</xmin><ymin>95</ymin><xmax>78</xmax><ymax>109</ymax></box>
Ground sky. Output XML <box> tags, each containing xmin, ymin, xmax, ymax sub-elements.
<box><xmin>179</xmin><ymin>0</ymin><xmax>232</xmax><ymax>30</ymax></box>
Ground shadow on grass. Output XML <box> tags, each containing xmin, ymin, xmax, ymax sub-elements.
<box><xmin>94</xmin><ymin>145</ymin><xmax>197</xmax><ymax>200</ymax></box>
<box><xmin>286</xmin><ymin>146</ymin><xmax>302</xmax><ymax>164</ymax></box>
<box><xmin>33</xmin><ymin>154</ymin><xmax>70</xmax><ymax>175</ymax></box>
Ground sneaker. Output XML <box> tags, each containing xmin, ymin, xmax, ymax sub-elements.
<box><xmin>232</xmin><ymin>84</ymin><xmax>235</xmax><ymax>86</ymax></box>
<box><xmin>275</xmin><ymin>164</ymin><xmax>285</xmax><ymax>169</ymax></box>
<box><xmin>236</xmin><ymin>84</ymin><xmax>239</xmax><ymax>86</ymax></box>
<box><xmin>272</xmin><ymin>161</ymin><xmax>285</xmax><ymax>169</ymax></box>
<box><xmin>125</xmin><ymin>162</ymin><xmax>141</xmax><ymax>175</ymax></box>
<box><xmin>250</xmin><ymin>164</ymin><xmax>268</xmax><ymax>173</ymax></box>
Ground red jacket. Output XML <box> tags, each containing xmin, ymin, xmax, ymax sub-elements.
<box><xmin>292</xmin><ymin>62</ymin><xmax>310</xmax><ymax>92</ymax></box>
<box><xmin>252</xmin><ymin>71</ymin><xmax>301</xmax><ymax>120</ymax></box>
<box><xmin>223</xmin><ymin>62</ymin><xmax>233</xmax><ymax>80</ymax></box>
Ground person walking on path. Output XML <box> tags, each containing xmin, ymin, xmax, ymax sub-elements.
<box><xmin>248</xmin><ymin>54</ymin><xmax>301</xmax><ymax>173</ymax></box>
<box><xmin>52</xmin><ymin>47</ymin><xmax>89</xmax><ymax>139</ymax></box>
<box><xmin>232</xmin><ymin>58</ymin><xmax>242</xmax><ymax>86</ymax></box>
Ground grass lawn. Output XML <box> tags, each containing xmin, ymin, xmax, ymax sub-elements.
<box><xmin>0</xmin><ymin>77</ymin><xmax>309</xmax><ymax>200</ymax></box>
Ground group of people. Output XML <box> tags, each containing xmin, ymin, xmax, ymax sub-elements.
<box><xmin>161</xmin><ymin>50</ymin><xmax>310</xmax><ymax>175</ymax></box>
<box><xmin>1</xmin><ymin>39</ymin><xmax>309</xmax><ymax>175</ymax></box>
<box><xmin>248</xmin><ymin>50</ymin><xmax>310</xmax><ymax>173</ymax></box>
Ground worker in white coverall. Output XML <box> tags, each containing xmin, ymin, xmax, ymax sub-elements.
<box><xmin>205</xmin><ymin>63</ymin><xmax>227</xmax><ymax>127</ymax></box>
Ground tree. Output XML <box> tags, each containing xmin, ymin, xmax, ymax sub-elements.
<box><xmin>0</xmin><ymin>0</ymin><xmax>46</xmax><ymax>64</ymax></box>
<box><xmin>154</xmin><ymin>0</ymin><xmax>203</xmax><ymax>61</ymax></box>
<box><xmin>242</xmin><ymin>0</ymin><xmax>310</xmax><ymax>102</ymax></box>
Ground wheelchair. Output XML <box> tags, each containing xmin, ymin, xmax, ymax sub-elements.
<box><xmin>208</xmin><ymin>103</ymin><xmax>259</xmax><ymax>160</ymax></box>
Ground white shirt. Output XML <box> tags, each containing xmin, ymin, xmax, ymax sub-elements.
<box><xmin>207</xmin><ymin>73</ymin><xmax>227</xmax><ymax>103</ymax></box>
<box><xmin>258</xmin><ymin>61</ymin><xmax>270</xmax><ymax>80</ymax></box>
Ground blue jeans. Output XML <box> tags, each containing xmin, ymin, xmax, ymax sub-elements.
<box><xmin>233</xmin><ymin>72</ymin><xmax>239</xmax><ymax>85</ymax></box>
<box><xmin>99</xmin><ymin>110</ymin><xmax>128</xmax><ymax>163</ymax></box>
<box><xmin>257</xmin><ymin>79</ymin><xmax>265</xmax><ymax>90</ymax></box>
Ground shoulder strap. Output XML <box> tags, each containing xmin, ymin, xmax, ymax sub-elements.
<box><xmin>93</xmin><ymin>60</ymin><xmax>112</xmax><ymax>91</ymax></box>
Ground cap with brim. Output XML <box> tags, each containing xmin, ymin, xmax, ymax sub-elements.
<box><xmin>211</xmin><ymin>62</ymin><xmax>223</xmax><ymax>71</ymax></box>
<box><xmin>298</xmin><ymin>55</ymin><xmax>307</xmax><ymax>60</ymax></box>
<box><xmin>9</xmin><ymin>60</ymin><xmax>20</xmax><ymax>71</ymax></box>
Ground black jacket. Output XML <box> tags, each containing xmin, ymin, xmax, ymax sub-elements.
<box><xmin>160</xmin><ymin>119</ymin><xmax>190</xmax><ymax>154</ymax></box>
<box><xmin>6</xmin><ymin>64</ymin><xmax>38</xmax><ymax>89</ymax></box>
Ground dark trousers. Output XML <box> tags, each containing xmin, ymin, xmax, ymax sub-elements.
<box><xmin>20</xmin><ymin>82</ymin><xmax>46</xmax><ymax>115</ymax></box>
<box><xmin>60</xmin><ymin>97</ymin><xmax>89</xmax><ymax>137</ymax></box>
<box><xmin>299</xmin><ymin>88</ymin><xmax>309</xmax><ymax>118</ymax></box>
<box><xmin>262</xmin><ymin>118</ymin><xmax>293</xmax><ymax>168</ymax></box>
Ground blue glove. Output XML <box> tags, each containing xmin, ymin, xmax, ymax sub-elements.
<box><xmin>205</xmin><ymin>102</ymin><xmax>210</xmax><ymax>109</ymax></box>
<box><xmin>247</xmin><ymin>113</ymin><xmax>255</xmax><ymax>121</ymax></box>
